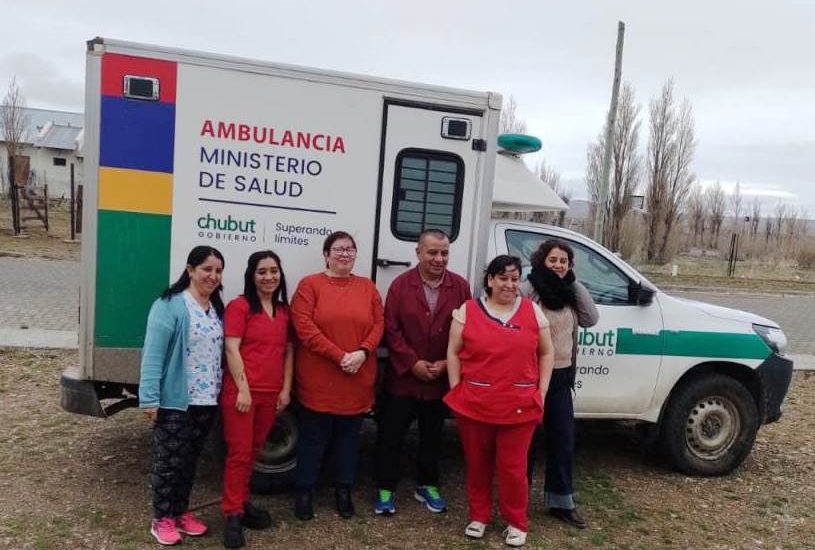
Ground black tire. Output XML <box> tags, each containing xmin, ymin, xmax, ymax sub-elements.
<box><xmin>250</xmin><ymin>409</ymin><xmax>298</xmax><ymax>494</ymax></box>
<box><xmin>660</xmin><ymin>374</ymin><xmax>759</xmax><ymax>476</ymax></box>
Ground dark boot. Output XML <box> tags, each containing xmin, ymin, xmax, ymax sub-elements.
<box><xmin>294</xmin><ymin>489</ymin><xmax>314</xmax><ymax>521</ymax></box>
<box><xmin>335</xmin><ymin>486</ymin><xmax>355</xmax><ymax>519</ymax></box>
<box><xmin>223</xmin><ymin>514</ymin><xmax>245</xmax><ymax>548</ymax></box>
<box><xmin>242</xmin><ymin>501</ymin><xmax>271</xmax><ymax>530</ymax></box>
<box><xmin>549</xmin><ymin>507</ymin><xmax>588</xmax><ymax>529</ymax></box>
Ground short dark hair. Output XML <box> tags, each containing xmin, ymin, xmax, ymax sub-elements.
<box><xmin>322</xmin><ymin>231</ymin><xmax>357</xmax><ymax>254</ymax></box>
<box><xmin>417</xmin><ymin>228</ymin><xmax>450</xmax><ymax>245</ymax></box>
<box><xmin>243</xmin><ymin>250</ymin><xmax>288</xmax><ymax>316</ymax></box>
<box><xmin>482</xmin><ymin>254</ymin><xmax>522</xmax><ymax>296</ymax></box>
<box><xmin>530</xmin><ymin>239</ymin><xmax>574</xmax><ymax>270</ymax></box>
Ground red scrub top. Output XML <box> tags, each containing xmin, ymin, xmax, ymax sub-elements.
<box><xmin>444</xmin><ymin>298</ymin><xmax>543</xmax><ymax>425</ymax></box>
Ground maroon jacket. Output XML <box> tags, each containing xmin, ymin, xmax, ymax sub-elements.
<box><xmin>384</xmin><ymin>267</ymin><xmax>471</xmax><ymax>400</ymax></box>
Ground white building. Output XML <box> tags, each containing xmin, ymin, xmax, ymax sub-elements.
<box><xmin>0</xmin><ymin>107</ymin><xmax>84</xmax><ymax>199</ymax></box>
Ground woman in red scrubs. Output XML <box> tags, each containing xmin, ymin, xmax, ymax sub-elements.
<box><xmin>221</xmin><ymin>250</ymin><xmax>294</xmax><ymax>549</ymax></box>
<box><xmin>445</xmin><ymin>255</ymin><xmax>554</xmax><ymax>547</ymax></box>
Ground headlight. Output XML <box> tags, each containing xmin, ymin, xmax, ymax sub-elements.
<box><xmin>753</xmin><ymin>324</ymin><xmax>787</xmax><ymax>355</ymax></box>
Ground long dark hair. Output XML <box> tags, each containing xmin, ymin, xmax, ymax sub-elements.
<box><xmin>244</xmin><ymin>250</ymin><xmax>288</xmax><ymax>316</ymax></box>
<box><xmin>161</xmin><ymin>245</ymin><xmax>225</xmax><ymax>317</ymax></box>
<box><xmin>482</xmin><ymin>254</ymin><xmax>522</xmax><ymax>296</ymax></box>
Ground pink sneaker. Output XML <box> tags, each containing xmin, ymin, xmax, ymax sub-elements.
<box><xmin>150</xmin><ymin>517</ymin><xmax>182</xmax><ymax>545</ymax></box>
<box><xmin>176</xmin><ymin>511</ymin><xmax>208</xmax><ymax>536</ymax></box>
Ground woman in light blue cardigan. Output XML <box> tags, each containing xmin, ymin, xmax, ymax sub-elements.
<box><xmin>139</xmin><ymin>245</ymin><xmax>226</xmax><ymax>546</ymax></box>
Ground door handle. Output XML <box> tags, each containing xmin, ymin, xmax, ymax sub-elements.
<box><xmin>376</xmin><ymin>258</ymin><xmax>412</xmax><ymax>268</ymax></box>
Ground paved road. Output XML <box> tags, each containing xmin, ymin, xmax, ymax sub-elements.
<box><xmin>670</xmin><ymin>290</ymin><xmax>814</xmax><ymax>355</ymax></box>
<box><xmin>0</xmin><ymin>257</ymin><xmax>79</xmax><ymax>331</ymax></box>
<box><xmin>0</xmin><ymin>258</ymin><xmax>811</xmax><ymax>357</ymax></box>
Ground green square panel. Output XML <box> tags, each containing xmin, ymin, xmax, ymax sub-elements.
<box><xmin>95</xmin><ymin>210</ymin><xmax>171</xmax><ymax>348</ymax></box>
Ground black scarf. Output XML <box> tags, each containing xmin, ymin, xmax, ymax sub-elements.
<box><xmin>527</xmin><ymin>266</ymin><xmax>577</xmax><ymax>311</ymax></box>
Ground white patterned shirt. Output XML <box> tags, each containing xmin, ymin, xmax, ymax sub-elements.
<box><xmin>183</xmin><ymin>290</ymin><xmax>223</xmax><ymax>405</ymax></box>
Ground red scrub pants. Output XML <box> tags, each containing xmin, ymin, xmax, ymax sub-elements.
<box><xmin>221</xmin><ymin>390</ymin><xmax>278</xmax><ymax>516</ymax></box>
<box><xmin>456</xmin><ymin>415</ymin><xmax>537</xmax><ymax>531</ymax></box>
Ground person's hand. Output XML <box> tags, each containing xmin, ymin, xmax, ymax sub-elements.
<box><xmin>277</xmin><ymin>390</ymin><xmax>291</xmax><ymax>412</ymax></box>
<box><xmin>411</xmin><ymin>360</ymin><xmax>435</xmax><ymax>382</ymax></box>
<box><xmin>340</xmin><ymin>350</ymin><xmax>366</xmax><ymax>374</ymax></box>
<box><xmin>428</xmin><ymin>360</ymin><xmax>447</xmax><ymax>378</ymax></box>
<box><xmin>143</xmin><ymin>407</ymin><xmax>158</xmax><ymax>421</ymax></box>
<box><xmin>236</xmin><ymin>389</ymin><xmax>252</xmax><ymax>413</ymax></box>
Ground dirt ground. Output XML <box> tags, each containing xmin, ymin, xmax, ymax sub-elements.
<box><xmin>0</xmin><ymin>199</ymin><xmax>80</xmax><ymax>261</ymax></box>
<box><xmin>0</xmin><ymin>348</ymin><xmax>812</xmax><ymax>549</ymax></box>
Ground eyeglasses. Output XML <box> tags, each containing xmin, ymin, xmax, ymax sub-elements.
<box><xmin>330</xmin><ymin>247</ymin><xmax>357</xmax><ymax>256</ymax></box>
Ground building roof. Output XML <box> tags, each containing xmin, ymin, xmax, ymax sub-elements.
<box><xmin>1</xmin><ymin>107</ymin><xmax>83</xmax><ymax>149</ymax></box>
<box><xmin>32</xmin><ymin>121</ymin><xmax>83</xmax><ymax>151</ymax></box>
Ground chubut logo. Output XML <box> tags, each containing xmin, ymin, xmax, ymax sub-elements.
<box><xmin>578</xmin><ymin>328</ymin><xmax>616</xmax><ymax>357</ymax></box>
<box><xmin>197</xmin><ymin>213</ymin><xmax>258</xmax><ymax>242</ymax></box>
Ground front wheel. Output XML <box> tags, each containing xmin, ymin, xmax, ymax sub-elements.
<box><xmin>250</xmin><ymin>409</ymin><xmax>298</xmax><ymax>493</ymax></box>
<box><xmin>660</xmin><ymin>374</ymin><xmax>759</xmax><ymax>476</ymax></box>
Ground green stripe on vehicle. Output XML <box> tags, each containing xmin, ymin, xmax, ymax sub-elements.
<box><xmin>615</xmin><ymin>329</ymin><xmax>771</xmax><ymax>360</ymax></box>
<box><xmin>95</xmin><ymin>209</ymin><xmax>171</xmax><ymax>348</ymax></box>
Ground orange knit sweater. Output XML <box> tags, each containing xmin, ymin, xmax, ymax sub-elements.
<box><xmin>291</xmin><ymin>273</ymin><xmax>385</xmax><ymax>414</ymax></box>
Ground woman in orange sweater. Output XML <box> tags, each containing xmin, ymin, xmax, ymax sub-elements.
<box><xmin>290</xmin><ymin>231</ymin><xmax>385</xmax><ymax>521</ymax></box>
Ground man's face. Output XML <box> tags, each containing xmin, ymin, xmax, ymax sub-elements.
<box><xmin>416</xmin><ymin>234</ymin><xmax>450</xmax><ymax>278</ymax></box>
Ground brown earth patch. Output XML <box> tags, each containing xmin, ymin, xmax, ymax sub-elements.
<box><xmin>0</xmin><ymin>348</ymin><xmax>812</xmax><ymax>549</ymax></box>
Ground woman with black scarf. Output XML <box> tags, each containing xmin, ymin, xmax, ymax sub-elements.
<box><xmin>520</xmin><ymin>239</ymin><xmax>598</xmax><ymax>530</ymax></box>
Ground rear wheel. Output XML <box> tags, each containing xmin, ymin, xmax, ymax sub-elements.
<box><xmin>661</xmin><ymin>374</ymin><xmax>758</xmax><ymax>476</ymax></box>
<box><xmin>250</xmin><ymin>409</ymin><xmax>298</xmax><ymax>493</ymax></box>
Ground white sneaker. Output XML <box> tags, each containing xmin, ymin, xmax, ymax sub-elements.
<box><xmin>504</xmin><ymin>525</ymin><xmax>527</xmax><ymax>547</ymax></box>
<box><xmin>464</xmin><ymin>521</ymin><xmax>487</xmax><ymax>539</ymax></box>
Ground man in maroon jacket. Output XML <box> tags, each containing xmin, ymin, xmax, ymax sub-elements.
<box><xmin>373</xmin><ymin>229</ymin><xmax>471</xmax><ymax>515</ymax></box>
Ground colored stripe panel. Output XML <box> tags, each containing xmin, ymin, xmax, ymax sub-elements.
<box><xmin>616</xmin><ymin>329</ymin><xmax>770</xmax><ymax>360</ymax></box>
<box><xmin>98</xmin><ymin>167</ymin><xmax>172</xmax><ymax>215</ymax></box>
<box><xmin>101</xmin><ymin>53</ymin><xmax>177</xmax><ymax>103</ymax></box>
<box><xmin>95</xmin><ymin>210</ymin><xmax>171</xmax><ymax>348</ymax></box>
<box><xmin>100</xmin><ymin>96</ymin><xmax>176</xmax><ymax>173</ymax></box>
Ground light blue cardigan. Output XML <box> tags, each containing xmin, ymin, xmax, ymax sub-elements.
<box><xmin>138</xmin><ymin>292</ymin><xmax>194</xmax><ymax>410</ymax></box>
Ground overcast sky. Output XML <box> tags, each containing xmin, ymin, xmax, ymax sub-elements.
<box><xmin>2</xmin><ymin>0</ymin><xmax>813</xmax><ymax>215</ymax></box>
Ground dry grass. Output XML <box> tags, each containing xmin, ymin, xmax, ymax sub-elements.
<box><xmin>0</xmin><ymin>198</ymin><xmax>80</xmax><ymax>261</ymax></box>
<box><xmin>0</xmin><ymin>348</ymin><xmax>813</xmax><ymax>549</ymax></box>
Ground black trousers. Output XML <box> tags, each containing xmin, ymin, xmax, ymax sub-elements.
<box><xmin>151</xmin><ymin>405</ymin><xmax>217</xmax><ymax>519</ymax></box>
<box><xmin>294</xmin><ymin>405</ymin><xmax>365</xmax><ymax>490</ymax></box>
<box><xmin>528</xmin><ymin>368</ymin><xmax>575</xmax><ymax>507</ymax></box>
<box><xmin>374</xmin><ymin>393</ymin><xmax>447</xmax><ymax>490</ymax></box>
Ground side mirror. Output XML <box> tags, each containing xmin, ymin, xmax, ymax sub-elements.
<box><xmin>628</xmin><ymin>280</ymin><xmax>656</xmax><ymax>306</ymax></box>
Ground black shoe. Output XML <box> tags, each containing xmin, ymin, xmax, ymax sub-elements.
<box><xmin>294</xmin><ymin>489</ymin><xmax>314</xmax><ymax>521</ymax></box>
<box><xmin>223</xmin><ymin>514</ymin><xmax>245</xmax><ymax>548</ymax></box>
<box><xmin>242</xmin><ymin>501</ymin><xmax>271</xmax><ymax>530</ymax></box>
<box><xmin>549</xmin><ymin>507</ymin><xmax>588</xmax><ymax>529</ymax></box>
<box><xmin>335</xmin><ymin>487</ymin><xmax>355</xmax><ymax>519</ymax></box>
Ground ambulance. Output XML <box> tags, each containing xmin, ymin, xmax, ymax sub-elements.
<box><xmin>61</xmin><ymin>39</ymin><xmax>793</xmax><ymax>488</ymax></box>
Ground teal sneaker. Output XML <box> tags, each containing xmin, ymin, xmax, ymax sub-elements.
<box><xmin>374</xmin><ymin>488</ymin><xmax>396</xmax><ymax>515</ymax></box>
<box><xmin>414</xmin><ymin>485</ymin><xmax>447</xmax><ymax>513</ymax></box>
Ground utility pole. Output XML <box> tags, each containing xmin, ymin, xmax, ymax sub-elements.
<box><xmin>593</xmin><ymin>21</ymin><xmax>625</xmax><ymax>246</ymax></box>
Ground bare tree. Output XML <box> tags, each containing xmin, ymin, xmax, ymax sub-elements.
<box><xmin>686</xmin><ymin>181</ymin><xmax>706</xmax><ymax>245</ymax></box>
<box><xmin>658</xmin><ymin>98</ymin><xmax>696</xmax><ymax>260</ymax></box>
<box><xmin>729</xmin><ymin>181</ymin><xmax>743</xmax><ymax>232</ymax></box>
<box><xmin>773</xmin><ymin>202</ymin><xmax>787</xmax><ymax>244</ymax></box>
<box><xmin>749</xmin><ymin>196</ymin><xmax>761</xmax><ymax>238</ymax></box>
<box><xmin>533</xmin><ymin>160</ymin><xmax>570</xmax><ymax>226</ymax></box>
<box><xmin>499</xmin><ymin>95</ymin><xmax>527</xmax><ymax>134</ymax></box>
<box><xmin>1</xmin><ymin>77</ymin><xmax>30</xmax><ymax>235</ymax></box>
<box><xmin>1</xmin><ymin>77</ymin><xmax>30</xmax><ymax>196</ymax></box>
<box><xmin>707</xmin><ymin>181</ymin><xmax>726</xmax><ymax>246</ymax></box>
<box><xmin>645</xmin><ymin>80</ymin><xmax>677</xmax><ymax>262</ymax></box>
<box><xmin>586</xmin><ymin>83</ymin><xmax>641</xmax><ymax>252</ymax></box>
